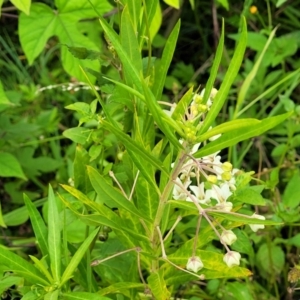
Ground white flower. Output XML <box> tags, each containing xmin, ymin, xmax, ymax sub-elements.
<box><xmin>215</xmin><ymin>201</ymin><xmax>233</xmax><ymax>212</ymax></box>
<box><xmin>212</xmin><ymin>184</ymin><xmax>232</xmax><ymax>203</ymax></box>
<box><xmin>221</xmin><ymin>230</ymin><xmax>237</xmax><ymax>245</ymax></box>
<box><xmin>223</xmin><ymin>251</ymin><xmax>241</xmax><ymax>267</ymax></box>
<box><xmin>188</xmin><ymin>182</ymin><xmax>211</xmax><ymax>204</ymax></box>
<box><xmin>249</xmin><ymin>213</ymin><xmax>265</xmax><ymax>232</ymax></box>
<box><xmin>186</xmin><ymin>256</ymin><xmax>204</xmax><ymax>273</ymax></box>
<box><xmin>173</xmin><ymin>177</ymin><xmax>191</xmax><ymax>200</ymax></box>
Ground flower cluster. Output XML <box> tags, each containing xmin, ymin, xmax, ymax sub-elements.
<box><xmin>166</xmin><ymin>88</ymin><xmax>266</xmax><ymax>272</ymax></box>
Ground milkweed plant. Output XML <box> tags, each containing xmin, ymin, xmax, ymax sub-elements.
<box><xmin>0</xmin><ymin>2</ymin><xmax>294</xmax><ymax>299</ymax></box>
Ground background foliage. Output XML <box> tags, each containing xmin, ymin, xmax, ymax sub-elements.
<box><xmin>1</xmin><ymin>0</ymin><xmax>300</xmax><ymax>299</ymax></box>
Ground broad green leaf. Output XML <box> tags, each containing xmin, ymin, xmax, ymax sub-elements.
<box><xmin>44</xmin><ymin>289</ymin><xmax>59</xmax><ymax>300</ymax></box>
<box><xmin>283</xmin><ymin>171</ymin><xmax>300</xmax><ymax>208</ymax></box>
<box><xmin>11</xmin><ymin>0</ymin><xmax>31</xmax><ymax>14</ymax></box>
<box><xmin>148</xmin><ymin>270</ymin><xmax>171</xmax><ymax>299</ymax></box>
<box><xmin>29</xmin><ymin>256</ymin><xmax>53</xmax><ymax>283</ymax></box>
<box><xmin>199</xmin><ymin>18</ymin><xmax>247</xmax><ymax>135</ymax></box>
<box><xmin>163</xmin><ymin>0</ymin><xmax>180</xmax><ymax>9</ymax></box>
<box><xmin>102</xmin><ymin>120</ymin><xmax>168</xmax><ymax>176</ymax></box>
<box><xmin>0</xmin><ymin>202</ymin><xmax>6</xmax><ymax>228</ymax></box>
<box><xmin>63</xmin><ymin>45</ymin><xmax>105</xmax><ymax>60</ymax></box>
<box><xmin>63</xmin><ymin>127</ymin><xmax>92</xmax><ymax>144</ymax></box>
<box><xmin>98</xmin><ymin>282</ymin><xmax>144</xmax><ymax>296</ymax></box>
<box><xmin>3</xmin><ymin>198</ymin><xmax>46</xmax><ymax>226</ymax></box>
<box><xmin>24</xmin><ymin>194</ymin><xmax>49</xmax><ymax>257</ymax></box>
<box><xmin>19</xmin><ymin>1</ymin><xmax>113</xmax><ymax>81</ymax></box>
<box><xmin>62</xmin><ymin>292</ymin><xmax>111</xmax><ymax>300</ymax></box>
<box><xmin>231</xmin><ymin>229</ymin><xmax>255</xmax><ymax>257</ymax></box>
<box><xmin>201</xmin><ymin>19</ymin><xmax>224</xmax><ymax>106</ymax></box>
<box><xmin>216</xmin><ymin>0</ymin><xmax>229</xmax><ymax>10</ymax></box>
<box><xmin>0</xmin><ymin>81</ymin><xmax>15</xmax><ymax>112</ymax></box>
<box><xmin>196</xmin><ymin>118</ymin><xmax>261</xmax><ymax>143</ymax></box>
<box><xmin>224</xmin><ymin>282</ymin><xmax>253</xmax><ymax>300</ymax></box>
<box><xmin>99</xmin><ymin>15</ymin><xmax>143</xmax><ymax>93</ymax></box>
<box><xmin>0</xmin><ymin>152</ymin><xmax>26</xmax><ymax>180</ymax></box>
<box><xmin>194</xmin><ymin>112</ymin><xmax>292</xmax><ymax>158</ymax></box>
<box><xmin>233</xmin><ymin>188</ymin><xmax>266</xmax><ymax>206</ymax></box>
<box><xmin>256</xmin><ymin>244</ymin><xmax>285</xmax><ymax>276</ymax></box>
<box><xmin>122</xmin><ymin>0</ymin><xmax>141</xmax><ymax>32</ymax></box>
<box><xmin>60</xmin><ymin>229</ymin><xmax>99</xmax><ymax>286</ymax></box>
<box><xmin>48</xmin><ymin>185</ymin><xmax>61</xmax><ymax>282</ymax></box>
<box><xmin>0</xmin><ymin>276</ymin><xmax>22</xmax><ymax>295</ymax></box>
<box><xmin>88</xmin><ymin>166</ymin><xmax>151</xmax><ymax>221</ymax></box>
<box><xmin>152</xmin><ymin>20</ymin><xmax>180</xmax><ymax>100</ymax></box>
<box><xmin>0</xmin><ymin>245</ymin><xmax>49</xmax><ymax>286</ymax></box>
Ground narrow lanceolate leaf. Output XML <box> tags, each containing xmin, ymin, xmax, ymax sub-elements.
<box><xmin>60</xmin><ymin>229</ymin><xmax>99</xmax><ymax>286</ymax></box>
<box><xmin>102</xmin><ymin>120</ymin><xmax>168</xmax><ymax>176</ymax></box>
<box><xmin>171</xmin><ymin>87</ymin><xmax>193</xmax><ymax>121</ymax></box>
<box><xmin>87</xmin><ymin>166</ymin><xmax>151</xmax><ymax>222</ymax></box>
<box><xmin>148</xmin><ymin>271</ymin><xmax>171</xmax><ymax>300</ymax></box>
<box><xmin>62</xmin><ymin>292</ymin><xmax>111</xmax><ymax>300</ymax></box>
<box><xmin>48</xmin><ymin>185</ymin><xmax>61</xmax><ymax>283</ymax></box>
<box><xmin>98</xmin><ymin>282</ymin><xmax>144</xmax><ymax>296</ymax></box>
<box><xmin>201</xmin><ymin>19</ymin><xmax>224</xmax><ymax>106</ymax></box>
<box><xmin>120</xmin><ymin>5</ymin><xmax>142</xmax><ymax>82</ymax></box>
<box><xmin>194</xmin><ymin>112</ymin><xmax>292</xmax><ymax>158</ymax></box>
<box><xmin>99</xmin><ymin>16</ymin><xmax>142</xmax><ymax>94</ymax></box>
<box><xmin>196</xmin><ymin>118</ymin><xmax>261</xmax><ymax>142</ymax></box>
<box><xmin>29</xmin><ymin>256</ymin><xmax>53</xmax><ymax>283</ymax></box>
<box><xmin>24</xmin><ymin>194</ymin><xmax>49</xmax><ymax>258</ymax></box>
<box><xmin>0</xmin><ymin>245</ymin><xmax>49</xmax><ymax>286</ymax></box>
<box><xmin>141</xmin><ymin>80</ymin><xmax>183</xmax><ymax>149</ymax></box>
<box><xmin>152</xmin><ymin>20</ymin><xmax>180</xmax><ymax>100</ymax></box>
<box><xmin>59</xmin><ymin>195</ymin><xmax>149</xmax><ymax>243</ymax></box>
<box><xmin>199</xmin><ymin>17</ymin><xmax>247</xmax><ymax>135</ymax></box>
